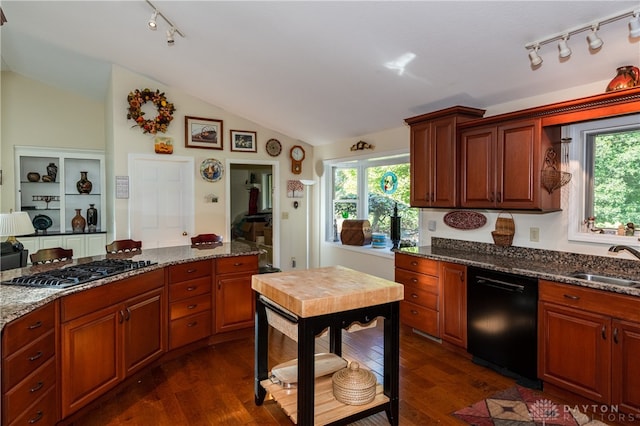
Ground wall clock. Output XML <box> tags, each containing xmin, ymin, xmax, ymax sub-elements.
<box><xmin>290</xmin><ymin>145</ymin><xmax>305</xmax><ymax>174</ymax></box>
<box><xmin>266</xmin><ymin>138</ymin><xmax>282</xmax><ymax>157</ymax></box>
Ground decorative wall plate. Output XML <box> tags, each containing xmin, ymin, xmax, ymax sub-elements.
<box><xmin>266</xmin><ymin>138</ymin><xmax>282</xmax><ymax>157</ymax></box>
<box><xmin>200</xmin><ymin>158</ymin><xmax>224</xmax><ymax>182</ymax></box>
<box><xmin>32</xmin><ymin>214</ymin><xmax>53</xmax><ymax>231</ymax></box>
<box><xmin>443</xmin><ymin>211</ymin><xmax>487</xmax><ymax>230</ymax></box>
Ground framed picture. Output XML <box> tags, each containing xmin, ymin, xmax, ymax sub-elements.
<box><xmin>185</xmin><ymin>116</ymin><xmax>223</xmax><ymax>150</ymax></box>
<box><xmin>230</xmin><ymin>130</ymin><xmax>257</xmax><ymax>153</ymax></box>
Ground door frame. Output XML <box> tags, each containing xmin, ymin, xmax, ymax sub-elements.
<box><xmin>225</xmin><ymin>159</ymin><xmax>280</xmax><ymax>268</ymax></box>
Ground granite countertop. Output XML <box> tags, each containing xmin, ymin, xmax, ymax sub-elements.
<box><xmin>252</xmin><ymin>265</ymin><xmax>403</xmax><ymax>317</ymax></box>
<box><xmin>0</xmin><ymin>242</ymin><xmax>262</xmax><ymax>330</ymax></box>
<box><xmin>397</xmin><ymin>238</ymin><xmax>640</xmax><ymax>298</ymax></box>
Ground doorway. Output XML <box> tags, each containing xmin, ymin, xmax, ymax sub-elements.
<box><xmin>226</xmin><ymin>159</ymin><xmax>279</xmax><ymax>268</ymax></box>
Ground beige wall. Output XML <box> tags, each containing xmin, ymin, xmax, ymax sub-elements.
<box><xmin>1</xmin><ymin>67</ymin><xmax>313</xmax><ymax>271</ymax></box>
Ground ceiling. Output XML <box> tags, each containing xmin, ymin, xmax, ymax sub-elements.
<box><xmin>1</xmin><ymin>1</ymin><xmax>639</xmax><ymax>146</ymax></box>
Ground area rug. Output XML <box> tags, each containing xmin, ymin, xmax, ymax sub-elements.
<box><xmin>453</xmin><ymin>386</ymin><xmax>608</xmax><ymax>425</ymax></box>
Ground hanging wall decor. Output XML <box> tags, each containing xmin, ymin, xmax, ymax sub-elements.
<box><xmin>126</xmin><ymin>88</ymin><xmax>176</xmax><ymax>134</ymax></box>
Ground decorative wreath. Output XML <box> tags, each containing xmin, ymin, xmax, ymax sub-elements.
<box><xmin>126</xmin><ymin>88</ymin><xmax>176</xmax><ymax>134</ymax></box>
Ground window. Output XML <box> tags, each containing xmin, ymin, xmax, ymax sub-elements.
<box><xmin>327</xmin><ymin>153</ymin><xmax>418</xmax><ymax>247</ymax></box>
<box><xmin>568</xmin><ymin>114</ymin><xmax>640</xmax><ymax>243</ymax></box>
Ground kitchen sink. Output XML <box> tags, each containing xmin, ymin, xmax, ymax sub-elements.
<box><xmin>569</xmin><ymin>272</ymin><xmax>640</xmax><ymax>288</ymax></box>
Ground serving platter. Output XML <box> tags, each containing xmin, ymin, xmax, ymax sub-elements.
<box><xmin>443</xmin><ymin>211</ymin><xmax>487</xmax><ymax>230</ymax></box>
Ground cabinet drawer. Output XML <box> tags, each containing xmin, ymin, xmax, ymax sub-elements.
<box><xmin>169</xmin><ymin>311</ymin><xmax>212</xmax><ymax>349</ymax></box>
<box><xmin>400</xmin><ymin>301</ymin><xmax>439</xmax><ymax>336</ymax></box>
<box><xmin>539</xmin><ymin>280</ymin><xmax>640</xmax><ymax>322</ymax></box>
<box><xmin>7</xmin><ymin>386</ymin><xmax>56</xmax><ymax>426</ymax></box>
<box><xmin>168</xmin><ymin>260</ymin><xmax>212</xmax><ymax>284</ymax></box>
<box><xmin>217</xmin><ymin>255</ymin><xmax>258</xmax><ymax>275</ymax></box>
<box><xmin>403</xmin><ymin>283</ymin><xmax>439</xmax><ymax>310</ymax></box>
<box><xmin>170</xmin><ymin>294</ymin><xmax>211</xmax><ymax>320</ymax></box>
<box><xmin>395</xmin><ymin>254</ymin><xmax>438</xmax><ymax>276</ymax></box>
<box><xmin>3</xmin><ymin>330</ymin><xmax>55</xmax><ymax>391</ymax></box>
<box><xmin>395</xmin><ymin>269</ymin><xmax>439</xmax><ymax>293</ymax></box>
<box><xmin>3</xmin><ymin>357</ymin><xmax>56</xmax><ymax>425</ymax></box>
<box><xmin>2</xmin><ymin>302</ymin><xmax>55</xmax><ymax>355</ymax></box>
<box><xmin>169</xmin><ymin>276</ymin><xmax>211</xmax><ymax>301</ymax></box>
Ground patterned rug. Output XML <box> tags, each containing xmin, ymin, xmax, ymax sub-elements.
<box><xmin>453</xmin><ymin>386</ymin><xmax>609</xmax><ymax>425</ymax></box>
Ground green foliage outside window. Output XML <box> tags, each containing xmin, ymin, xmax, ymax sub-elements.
<box><xmin>593</xmin><ymin>130</ymin><xmax>640</xmax><ymax>228</ymax></box>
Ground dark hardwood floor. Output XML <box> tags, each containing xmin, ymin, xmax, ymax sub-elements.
<box><xmin>73</xmin><ymin>322</ymin><xmax>606</xmax><ymax>425</ymax></box>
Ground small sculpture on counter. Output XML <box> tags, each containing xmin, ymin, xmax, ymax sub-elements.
<box><xmin>390</xmin><ymin>202</ymin><xmax>401</xmax><ymax>250</ymax></box>
<box><xmin>625</xmin><ymin>222</ymin><xmax>635</xmax><ymax>237</ymax></box>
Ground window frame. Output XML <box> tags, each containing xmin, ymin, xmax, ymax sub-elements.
<box><xmin>323</xmin><ymin>150</ymin><xmax>417</xmax><ymax>245</ymax></box>
<box><xmin>567</xmin><ymin>113</ymin><xmax>640</xmax><ymax>245</ymax></box>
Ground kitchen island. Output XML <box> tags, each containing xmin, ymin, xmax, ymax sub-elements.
<box><xmin>252</xmin><ymin>266</ymin><xmax>403</xmax><ymax>425</ymax></box>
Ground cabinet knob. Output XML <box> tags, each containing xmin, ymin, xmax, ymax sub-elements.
<box><xmin>187</xmin><ymin>269</ymin><xmax>197</xmax><ymax>274</ymax></box>
<box><xmin>187</xmin><ymin>286</ymin><xmax>197</xmax><ymax>291</ymax></box>
<box><xmin>187</xmin><ymin>304</ymin><xmax>197</xmax><ymax>310</ymax></box>
<box><xmin>187</xmin><ymin>321</ymin><xmax>198</xmax><ymax>328</ymax></box>
<box><xmin>411</xmin><ymin>293</ymin><xmax>418</xmax><ymax>299</ymax></box>
<box><xmin>410</xmin><ymin>310</ymin><xmax>418</xmax><ymax>315</ymax></box>
<box><xmin>411</xmin><ymin>278</ymin><xmax>418</xmax><ymax>284</ymax></box>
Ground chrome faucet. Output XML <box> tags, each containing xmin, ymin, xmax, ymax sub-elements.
<box><xmin>608</xmin><ymin>245</ymin><xmax>640</xmax><ymax>260</ymax></box>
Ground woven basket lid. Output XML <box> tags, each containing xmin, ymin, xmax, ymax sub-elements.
<box><xmin>332</xmin><ymin>362</ymin><xmax>376</xmax><ymax>390</ymax></box>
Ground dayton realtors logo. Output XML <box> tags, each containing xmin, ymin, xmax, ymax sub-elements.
<box><xmin>530</xmin><ymin>399</ymin><xmax>560</xmax><ymax>425</ymax></box>
<box><xmin>530</xmin><ymin>399</ymin><xmax>638</xmax><ymax>424</ymax></box>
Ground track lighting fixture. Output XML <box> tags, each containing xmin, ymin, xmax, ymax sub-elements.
<box><xmin>524</xmin><ymin>8</ymin><xmax>638</xmax><ymax>67</ymax></box>
<box><xmin>145</xmin><ymin>0</ymin><xmax>185</xmax><ymax>44</ymax></box>
<box><xmin>148</xmin><ymin>10</ymin><xmax>158</xmax><ymax>30</ymax></box>
<box><xmin>558</xmin><ymin>35</ymin><xmax>572</xmax><ymax>58</ymax></box>
<box><xmin>166</xmin><ymin>27</ymin><xmax>175</xmax><ymax>45</ymax></box>
<box><xmin>587</xmin><ymin>25</ymin><xmax>603</xmax><ymax>50</ymax></box>
<box><xmin>629</xmin><ymin>11</ymin><xmax>640</xmax><ymax>38</ymax></box>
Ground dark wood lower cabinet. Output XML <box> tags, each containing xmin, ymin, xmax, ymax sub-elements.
<box><xmin>215</xmin><ymin>255</ymin><xmax>258</xmax><ymax>333</ymax></box>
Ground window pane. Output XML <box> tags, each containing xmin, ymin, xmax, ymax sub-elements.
<box><xmin>333</xmin><ymin>167</ymin><xmax>358</xmax><ymax>200</ymax></box>
<box><xmin>592</xmin><ymin>129</ymin><xmax>640</xmax><ymax>229</ymax></box>
<box><xmin>366</xmin><ymin>163</ymin><xmax>418</xmax><ymax>245</ymax></box>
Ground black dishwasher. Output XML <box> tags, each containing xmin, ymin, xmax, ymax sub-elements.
<box><xmin>467</xmin><ymin>267</ymin><xmax>541</xmax><ymax>388</ymax></box>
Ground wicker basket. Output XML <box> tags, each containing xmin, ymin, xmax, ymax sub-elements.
<box><xmin>332</xmin><ymin>362</ymin><xmax>377</xmax><ymax>405</ymax></box>
<box><xmin>491</xmin><ymin>212</ymin><xmax>515</xmax><ymax>247</ymax></box>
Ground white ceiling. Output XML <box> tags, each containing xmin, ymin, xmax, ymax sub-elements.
<box><xmin>1</xmin><ymin>1</ymin><xmax>639</xmax><ymax>146</ymax></box>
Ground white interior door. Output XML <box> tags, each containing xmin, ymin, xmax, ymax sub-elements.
<box><xmin>129</xmin><ymin>155</ymin><xmax>194</xmax><ymax>248</ymax></box>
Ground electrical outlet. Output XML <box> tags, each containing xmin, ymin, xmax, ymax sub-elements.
<box><xmin>282</xmin><ymin>211</ymin><xmax>289</xmax><ymax>220</ymax></box>
<box><xmin>530</xmin><ymin>227</ymin><xmax>540</xmax><ymax>242</ymax></box>
<box><xmin>291</xmin><ymin>257</ymin><xmax>296</xmax><ymax>268</ymax></box>
<box><xmin>428</xmin><ymin>220</ymin><xmax>436</xmax><ymax>231</ymax></box>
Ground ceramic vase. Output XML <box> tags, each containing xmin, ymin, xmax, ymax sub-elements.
<box><xmin>71</xmin><ymin>209</ymin><xmax>86</xmax><ymax>233</ymax></box>
<box><xmin>27</xmin><ymin>172</ymin><xmax>40</xmax><ymax>182</ymax></box>
<box><xmin>76</xmin><ymin>171</ymin><xmax>93</xmax><ymax>194</ymax></box>
<box><xmin>606</xmin><ymin>65</ymin><xmax>640</xmax><ymax>92</ymax></box>
<box><xmin>46</xmin><ymin>163</ymin><xmax>58</xmax><ymax>181</ymax></box>
<box><xmin>87</xmin><ymin>204</ymin><xmax>98</xmax><ymax>232</ymax></box>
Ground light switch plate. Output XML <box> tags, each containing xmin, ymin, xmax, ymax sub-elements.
<box><xmin>428</xmin><ymin>220</ymin><xmax>436</xmax><ymax>231</ymax></box>
<box><xmin>530</xmin><ymin>227</ymin><xmax>540</xmax><ymax>242</ymax></box>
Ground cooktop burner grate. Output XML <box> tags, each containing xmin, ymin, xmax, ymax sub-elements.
<box><xmin>2</xmin><ymin>259</ymin><xmax>156</xmax><ymax>288</ymax></box>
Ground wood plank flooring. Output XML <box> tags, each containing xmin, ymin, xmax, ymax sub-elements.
<box><xmin>72</xmin><ymin>322</ymin><xmax>605</xmax><ymax>425</ymax></box>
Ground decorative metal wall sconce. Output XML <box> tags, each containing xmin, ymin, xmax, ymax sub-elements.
<box><xmin>350</xmin><ymin>141</ymin><xmax>374</xmax><ymax>151</ymax></box>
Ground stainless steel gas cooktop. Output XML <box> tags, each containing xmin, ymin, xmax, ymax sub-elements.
<box><xmin>1</xmin><ymin>259</ymin><xmax>156</xmax><ymax>288</ymax></box>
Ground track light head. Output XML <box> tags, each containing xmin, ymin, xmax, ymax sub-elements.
<box><xmin>528</xmin><ymin>45</ymin><xmax>543</xmax><ymax>67</ymax></box>
<box><xmin>587</xmin><ymin>24</ymin><xmax>603</xmax><ymax>50</ymax></box>
<box><xmin>630</xmin><ymin>12</ymin><xmax>640</xmax><ymax>38</ymax></box>
<box><xmin>558</xmin><ymin>35</ymin><xmax>572</xmax><ymax>58</ymax></box>
<box><xmin>166</xmin><ymin>27</ymin><xmax>176</xmax><ymax>45</ymax></box>
<box><xmin>148</xmin><ymin>10</ymin><xmax>158</xmax><ymax>30</ymax></box>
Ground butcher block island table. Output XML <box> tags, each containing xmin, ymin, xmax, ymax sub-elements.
<box><xmin>252</xmin><ymin>265</ymin><xmax>404</xmax><ymax>426</ymax></box>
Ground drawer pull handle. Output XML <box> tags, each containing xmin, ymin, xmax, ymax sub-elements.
<box><xmin>563</xmin><ymin>294</ymin><xmax>580</xmax><ymax>300</ymax></box>
<box><xmin>234</xmin><ymin>262</ymin><xmax>243</xmax><ymax>267</ymax></box>
<box><xmin>29</xmin><ymin>351</ymin><xmax>43</xmax><ymax>362</ymax></box>
<box><xmin>124</xmin><ymin>308</ymin><xmax>131</xmax><ymax>321</ymax></box>
<box><xmin>410</xmin><ymin>310</ymin><xmax>418</xmax><ymax>315</ymax></box>
<box><xmin>187</xmin><ymin>304</ymin><xmax>197</xmax><ymax>310</ymax></box>
<box><xmin>411</xmin><ymin>278</ymin><xmax>418</xmax><ymax>284</ymax></box>
<box><xmin>410</xmin><ymin>261</ymin><xmax>418</xmax><ymax>266</ymax></box>
<box><xmin>601</xmin><ymin>325</ymin><xmax>606</xmax><ymax>340</ymax></box>
<box><xmin>28</xmin><ymin>321</ymin><xmax>43</xmax><ymax>330</ymax></box>
<box><xmin>119</xmin><ymin>310</ymin><xmax>125</xmax><ymax>324</ymax></box>
<box><xmin>613</xmin><ymin>327</ymin><xmax>619</xmax><ymax>344</ymax></box>
<box><xmin>30</xmin><ymin>381</ymin><xmax>44</xmax><ymax>393</ymax></box>
<box><xmin>28</xmin><ymin>411</ymin><xmax>43</xmax><ymax>424</ymax></box>
<box><xmin>187</xmin><ymin>286</ymin><xmax>197</xmax><ymax>291</ymax></box>
<box><xmin>411</xmin><ymin>293</ymin><xmax>418</xmax><ymax>299</ymax></box>
<box><xmin>187</xmin><ymin>268</ymin><xmax>197</xmax><ymax>273</ymax></box>
<box><xmin>187</xmin><ymin>321</ymin><xmax>198</xmax><ymax>328</ymax></box>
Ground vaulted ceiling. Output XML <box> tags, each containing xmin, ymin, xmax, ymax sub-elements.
<box><xmin>2</xmin><ymin>1</ymin><xmax>639</xmax><ymax>145</ymax></box>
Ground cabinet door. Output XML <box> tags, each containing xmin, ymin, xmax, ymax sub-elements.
<box><xmin>61</xmin><ymin>305</ymin><xmax>121</xmax><ymax>418</ymax></box>
<box><xmin>612</xmin><ymin>319</ymin><xmax>640</xmax><ymax>415</ymax></box>
<box><xmin>460</xmin><ymin>126</ymin><xmax>497</xmax><ymax>208</ymax></box>
<box><xmin>497</xmin><ymin>120</ymin><xmax>538</xmax><ymax>208</ymax></box>
<box><xmin>215</xmin><ymin>273</ymin><xmax>255</xmax><ymax>333</ymax></box>
<box><xmin>431</xmin><ymin>116</ymin><xmax>457</xmax><ymax>207</ymax></box>
<box><xmin>538</xmin><ymin>302</ymin><xmax>611</xmax><ymax>403</ymax></box>
<box><xmin>410</xmin><ymin>121</ymin><xmax>431</xmax><ymax>207</ymax></box>
<box><xmin>123</xmin><ymin>288</ymin><xmax>166</xmax><ymax>376</ymax></box>
<box><xmin>439</xmin><ymin>262</ymin><xmax>467</xmax><ymax>348</ymax></box>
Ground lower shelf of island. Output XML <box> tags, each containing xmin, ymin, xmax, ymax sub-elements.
<box><xmin>260</xmin><ymin>375</ymin><xmax>388</xmax><ymax>425</ymax></box>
